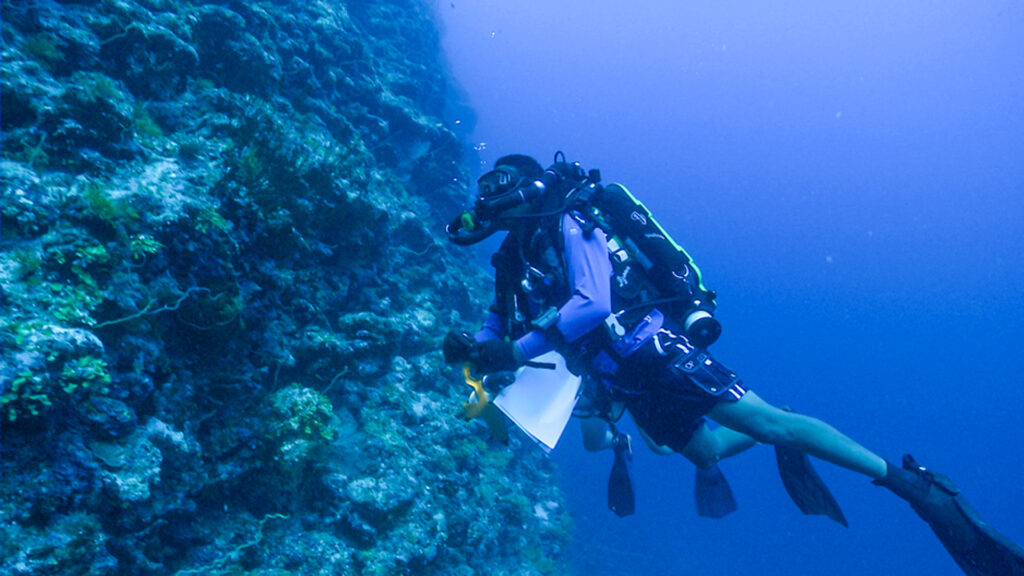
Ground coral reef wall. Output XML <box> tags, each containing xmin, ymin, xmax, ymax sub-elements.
<box><xmin>1</xmin><ymin>1</ymin><xmax>570</xmax><ymax>574</ymax></box>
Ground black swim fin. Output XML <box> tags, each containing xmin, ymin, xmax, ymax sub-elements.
<box><xmin>876</xmin><ymin>454</ymin><xmax>1024</xmax><ymax>576</ymax></box>
<box><xmin>694</xmin><ymin>463</ymin><xmax>738</xmax><ymax>519</ymax></box>
<box><xmin>608</xmin><ymin>432</ymin><xmax>635</xmax><ymax>517</ymax></box>
<box><xmin>775</xmin><ymin>444</ymin><xmax>849</xmax><ymax>527</ymax></box>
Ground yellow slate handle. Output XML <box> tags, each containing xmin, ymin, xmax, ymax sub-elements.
<box><xmin>461</xmin><ymin>363</ymin><xmax>489</xmax><ymax>420</ymax></box>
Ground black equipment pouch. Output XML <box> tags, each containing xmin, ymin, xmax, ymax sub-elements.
<box><xmin>669</xmin><ymin>348</ymin><xmax>742</xmax><ymax>397</ymax></box>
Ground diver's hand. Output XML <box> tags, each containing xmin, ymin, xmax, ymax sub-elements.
<box><xmin>470</xmin><ymin>339</ymin><xmax>522</xmax><ymax>374</ymax></box>
<box><xmin>443</xmin><ymin>331</ymin><xmax>475</xmax><ymax>363</ymax></box>
<box><xmin>444</xmin><ymin>331</ymin><xmax>522</xmax><ymax>374</ymax></box>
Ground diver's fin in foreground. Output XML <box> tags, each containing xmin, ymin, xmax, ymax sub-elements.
<box><xmin>775</xmin><ymin>444</ymin><xmax>849</xmax><ymax>527</ymax></box>
<box><xmin>608</xmin><ymin>433</ymin><xmax>635</xmax><ymax>517</ymax></box>
<box><xmin>876</xmin><ymin>454</ymin><xmax>1024</xmax><ymax>576</ymax></box>
<box><xmin>694</xmin><ymin>463</ymin><xmax>737</xmax><ymax>519</ymax></box>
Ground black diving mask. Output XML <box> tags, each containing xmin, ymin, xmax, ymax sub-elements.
<box><xmin>446</xmin><ymin>166</ymin><xmax>546</xmax><ymax>245</ymax></box>
<box><xmin>474</xmin><ymin>166</ymin><xmax>527</xmax><ymax>219</ymax></box>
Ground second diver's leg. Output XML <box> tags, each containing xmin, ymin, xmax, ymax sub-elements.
<box><xmin>708</xmin><ymin>390</ymin><xmax>887</xmax><ymax>479</ymax></box>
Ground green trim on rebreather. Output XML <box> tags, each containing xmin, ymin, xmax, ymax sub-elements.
<box><xmin>610</xmin><ymin>183</ymin><xmax>712</xmax><ymax>295</ymax></box>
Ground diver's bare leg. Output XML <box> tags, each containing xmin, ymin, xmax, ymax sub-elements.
<box><xmin>708</xmin><ymin>390</ymin><xmax>887</xmax><ymax>479</ymax></box>
<box><xmin>681</xmin><ymin>421</ymin><xmax>759</xmax><ymax>469</ymax></box>
<box><xmin>583</xmin><ymin>413</ymin><xmax>759</xmax><ymax>466</ymax></box>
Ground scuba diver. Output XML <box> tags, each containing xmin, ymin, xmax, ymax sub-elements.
<box><xmin>441</xmin><ymin>152</ymin><xmax>1024</xmax><ymax>576</ymax></box>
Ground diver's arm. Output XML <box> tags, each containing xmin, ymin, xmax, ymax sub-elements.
<box><xmin>474</xmin><ymin>310</ymin><xmax>506</xmax><ymax>342</ymax></box>
<box><xmin>515</xmin><ymin>212</ymin><xmax>612</xmax><ymax>359</ymax></box>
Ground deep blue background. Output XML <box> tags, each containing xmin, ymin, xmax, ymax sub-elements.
<box><xmin>434</xmin><ymin>2</ymin><xmax>1024</xmax><ymax>574</ymax></box>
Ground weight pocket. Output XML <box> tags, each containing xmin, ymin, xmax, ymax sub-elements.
<box><xmin>670</xmin><ymin>350</ymin><xmax>741</xmax><ymax>396</ymax></box>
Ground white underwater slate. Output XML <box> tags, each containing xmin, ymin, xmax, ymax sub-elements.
<box><xmin>493</xmin><ymin>351</ymin><xmax>582</xmax><ymax>452</ymax></box>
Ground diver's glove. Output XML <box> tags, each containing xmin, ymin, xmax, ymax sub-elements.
<box><xmin>470</xmin><ymin>339</ymin><xmax>522</xmax><ymax>375</ymax></box>
<box><xmin>443</xmin><ymin>331</ymin><xmax>523</xmax><ymax>374</ymax></box>
<box><xmin>443</xmin><ymin>330</ymin><xmax>475</xmax><ymax>364</ymax></box>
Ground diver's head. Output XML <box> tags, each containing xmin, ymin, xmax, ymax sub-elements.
<box><xmin>475</xmin><ymin>154</ymin><xmax>544</xmax><ymax>219</ymax></box>
<box><xmin>446</xmin><ymin>154</ymin><xmax>546</xmax><ymax>245</ymax></box>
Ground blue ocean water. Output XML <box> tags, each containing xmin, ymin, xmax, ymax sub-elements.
<box><xmin>434</xmin><ymin>1</ymin><xmax>1024</xmax><ymax>574</ymax></box>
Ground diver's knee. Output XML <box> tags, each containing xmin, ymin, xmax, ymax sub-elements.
<box><xmin>682</xmin><ymin>427</ymin><xmax>723</xmax><ymax>469</ymax></box>
<box><xmin>685</xmin><ymin>449</ymin><xmax>719</xmax><ymax>470</ymax></box>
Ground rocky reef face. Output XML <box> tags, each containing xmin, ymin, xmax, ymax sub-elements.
<box><xmin>1</xmin><ymin>1</ymin><xmax>570</xmax><ymax>574</ymax></box>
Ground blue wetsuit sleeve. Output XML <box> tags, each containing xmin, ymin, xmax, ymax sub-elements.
<box><xmin>475</xmin><ymin>311</ymin><xmax>505</xmax><ymax>342</ymax></box>
<box><xmin>516</xmin><ymin>212</ymin><xmax>612</xmax><ymax>359</ymax></box>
